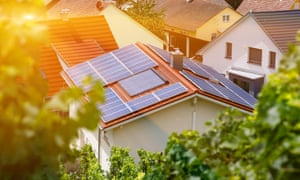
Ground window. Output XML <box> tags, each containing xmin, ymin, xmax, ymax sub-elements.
<box><xmin>222</xmin><ymin>14</ymin><xmax>230</xmax><ymax>22</ymax></box>
<box><xmin>225</xmin><ymin>42</ymin><xmax>232</xmax><ymax>59</ymax></box>
<box><xmin>269</xmin><ymin>51</ymin><xmax>276</xmax><ymax>68</ymax></box>
<box><xmin>248</xmin><ymin>47</ymin><xmax>262</xmax><ymax>65</ymax></box>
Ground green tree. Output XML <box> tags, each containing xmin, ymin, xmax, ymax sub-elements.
<box><xmin>0</xmin><ymin>1</ymin><xmax>104</xmax><ymax>179</ymax></box>
<box><xmin>60</xmin><ymin>145</ymin><xmax>105</xmax><ymax>180</ymax></box>
<box><xmin>108</xmin><ymin>146</ymin><xmax>138</xmax><ymax>179</ymax></box>
<box><xmin>121</xmin><ymin>0</ymin><xmax>165</xmax><ymax>39</ymax></box>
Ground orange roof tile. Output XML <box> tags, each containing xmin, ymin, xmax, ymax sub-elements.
<box><xmin>40</xmin><ymin>15</ymin><xmax>118</xmax><ymax>96</ymax></box>
<box><xmin>39</xmin><ymin>46</ymin><xmax>66</xmax><ymax>96</ymax></box>
<box><xmin>52</xmin><ymin>39</ymin><xmax>105</xmax><ymax>66</ymax></box>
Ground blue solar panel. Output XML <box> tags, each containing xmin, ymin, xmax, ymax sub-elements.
<box><xmin>194</xmin><ymin>64</ymin><xmax>257</xmax><ymax>106</ymax></box>
<box><xmin>154</xmin><ymin>82</ymin><xmax>187</xmax><ymax>100</ymax></box>
<box><xmin>183</xmin><ymin>59</ymin><xmax>212</xmax><ymax>79</ymax></box>
<box><xmin>147</xmin><ymin>44</ymin><xmax>171</xmax><ymax>63</ymax></box>
<box><xmin>119</xmin><ymin>70</ymin><xmax>165</xmax><ymax>96</ymax></box>
<box><xmin>182</xmin><ymin>71</ymin><xmax>224</xmax><ymax>97</ymax></box>
<box><xmin>127</xmin><ymin>94</ymin><xmax>159</xmax><ymax>111</ymax></box>
<box><xmin>208</xmin><ymin>81</ymin><xmax>252</xmax><ymax>107</ymax></box>
<box><xmin>89</xmin><ymin>53</ymin><xmax>132</xmax><ymax>84</ymax></box>
<box><xmin>65</xmin><ymin>62</ymin><xmax>102</xmax><ymax>87</ymax></box>
<box><xmin>98</xmin><ymin>88</ymin><xmax>132</xmax><ymax>122</ymax></box>
<box><xmin>113</xmin><ymin>44</ymin><xmax>157</xmax><ymax>73</ymax></box>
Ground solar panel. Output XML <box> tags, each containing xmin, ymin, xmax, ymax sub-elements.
<box><xmin>183</xmin><ymin>59</ymin><xmax>212</xmax><ymax>79</ymax></box>
<box><xmin>182</xmin><ymin>71</ymin><xmax>224</xmax><ymax>97</ymax></box>
<box><xmin>65</xmin><ymin>62</ymin><xmax>102</xmax><ymax>87</ymax></box>
<box><xmin>119</xmin><ymin>70</ymin><xmax>165</xmax><ymax>96</ymax></box>
<box><xmin>113</xmin><ymin>44</ymin><xmax>157</xmax><ymax>73</ymax></box>
<box><xmin>195</xmin><ymin>64</ymin><xmax>257</xmax><ymax>106</ymax></box>
<box><xmin>98</xmin><ymin>88</ymin><xmax>132</xmax><ymax>122</ymax></box>
<box><xmin>208</xmin><ymin>81</ymin><xmax>253</xmax><ymax>107</ymax></box>
<box><xmin>154</xmin><ymin>82</ymin><xmax>187</xmax><ymax>100</ymax></box>
<box><xmin>89</xmin><ymin>53</ymin><xmax>132</xmax><ymax>84</ymax></box>
<box><xmin>147</xmin><ymin>44</ymin><xmax>171</xmax><ymax>63</ymax></box>
<box><xmin>127</xmin><ymin>94</ymin><xmax>159</xmax><ymax>111</ymax></box>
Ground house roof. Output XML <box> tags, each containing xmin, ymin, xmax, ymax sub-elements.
<box><xmin>155</xmin><ymin>0</ymin><xmax>230</xmax><ymax>31</ymax></box>
<box><xmin>197</xmin><ymin>10</ymin><xmax>300</xmax><ymax>55</ymax></box>
<box><xmin>47</xmin><ymin>0</ymin><xmax>111</xmax><ymax>18</ymax></box>
<box><xmin>40</xmin><ymin>15</ymin><xmax>118</xmax><ymax>96</ymax></box>
<box><xmin>252</xmin><ymin>10</ymin><xmax>300</xmax><ymax>52</ymax></box>
<box><xmin>51</xmin><ymin>40</ymin><xmax>105</xmax><ymax>66</ymax></box>
<box><xmin>237</xmin><ymin>0</ymin><xmax>295</xmax><ymax>15</ymax></box>
<box><xmin>62</xmin><ymin>42</ymin><xmax>256</xmax><ymax>129</ymax></box>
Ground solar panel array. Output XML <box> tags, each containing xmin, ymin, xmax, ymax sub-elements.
<box><xmin>99</xmin><ymin>83</ymin><xmax>188</xmax><ymax>122</ymax></box>
<box><xmin>119</xmin><ymin>69</ymin><xmax>165</xmax><ymax>96</ymax></box>
<box><xmin>146</xmin><ymin>45</ymin><xmax>257</xmax><ymax>108</ymax></box>
<box><xmin>98</xmin><ymin>88</ymin><xmax>132</xmax><ymax>122</ymax></box>
<box><xmin>182</xmin><ymin>72</ymin><xmax>252</xmax><ymax>107</ymax></box>
<box><xmin>65</xmin><ymin>44</ymin><xmax>157</xmax><ymax>86</ymax></box>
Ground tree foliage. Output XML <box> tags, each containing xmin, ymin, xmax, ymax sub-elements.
<box><xmin>60</xmin><ymin>145</ymin><xmax>104</xmax><ymax>180</ymax></box>
<box><xmin>118</xmin><ymin>0</ymin><xmax>165</xmax><ymax>39</ymax></box>
<box><xmin>0</xmin><ymin>1</ymin><xmax>104</xmax><ymax>179</ymax></box>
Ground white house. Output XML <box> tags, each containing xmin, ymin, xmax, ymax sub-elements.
<box><xmin>62</xmin><ymin>42</ymin><xmax>256</xmax><ymax>171</ymax></box>
<box><xmin>196</xmin><ymin>10</ymin><xmax>300</xmax><ymax>97</ymax></box>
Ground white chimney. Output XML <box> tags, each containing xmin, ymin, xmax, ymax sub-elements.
<box><xmin>171</xmin><ymin>48</ymin><xmax>184</xmax><ymax>71</ymax></box>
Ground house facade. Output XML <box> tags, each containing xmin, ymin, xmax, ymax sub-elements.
<box><xmin>196</xmin><ymin>10</ymin><xmax>300</xmax><ymax>97</ymax></box>
<box><xmin>154</xmin><ymin>0</ymin><xmax>242</xmax><ymax>57</ymax></box>
<box><xmin>62</xmin><ymin>42</ymin><xmax>256</xmax><ymax>171</ymax></box>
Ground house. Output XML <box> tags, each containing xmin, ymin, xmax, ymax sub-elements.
<box><xmin>47</xmin><ymin>0</ymin><xmax>164</xmax><ymax>48</ymax></box>
<box><xmin>61</xmin><ymin>42</ymin><xmax>256</xmax><ymax>171</ymax></box>
<box><xmin>39</xmin><ymin>15</ymin><xmax>118</xmax><ymax>96</ymax></box>
<box><xmin>196</xmin><ymin>10</ymin><xmax>300</xmax><ymax>97</ymax></box>
<box><xmin>237</xmin><ymin>0</ymin><xmax>299</xmax><ymax>15</ymax></box>
<box><xmin>43</xmin><ymin>1</ymin><xmax>164</xmax><ymax>96</ymax></box>
<box><xmin>154</xmin><ymin>0</ymin><xmax>242</xmax><ymax>57</ymax></box>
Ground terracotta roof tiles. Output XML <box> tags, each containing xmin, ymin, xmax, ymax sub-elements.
<box><xmin>52</xmin><ymin>40</ymin><xmax>105</xmax><ymax>66</ymax></box>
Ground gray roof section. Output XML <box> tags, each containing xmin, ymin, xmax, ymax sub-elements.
<box><xmin>253</xmin><ymin>10</ymin><xmax>300</xmax><ymax>52</ymax></box>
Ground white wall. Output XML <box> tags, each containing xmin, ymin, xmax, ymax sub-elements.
<box><xmin>99</xmin><ymin>96</ymin><xmax>227</xmax><ymax>170</ymax></box>
<box><xmin>201</xmin><ymin>16</ymin><xmax>281</xmax><ymax>78</ymax></box>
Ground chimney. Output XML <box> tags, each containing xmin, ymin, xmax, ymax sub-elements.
<box><xmin>60</xmin><ymin>8</ymin><xmax>70</xmax><ymax>21</ymax></box>
<box><xmin>171</xmin><ymin>48</ymin><xmax>184</xmax><ymax>71</ymax></box>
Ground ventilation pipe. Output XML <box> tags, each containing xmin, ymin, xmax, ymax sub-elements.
<box><xmin>171</xmin><ymin>48</ymin><xmax>184</xmax><ymax>71</ymax></box>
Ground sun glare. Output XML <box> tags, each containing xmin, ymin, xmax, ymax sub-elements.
<box><xmin>23</xmin><ymin>14</ymin><xmax>36</xmax><ymax>21</ymax></box>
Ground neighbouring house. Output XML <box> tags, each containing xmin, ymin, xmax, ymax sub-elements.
<box><xmin>39</xmin><ymin>15</ymin><xmax>118</xmax><ymax>96</ymax></box>
<box><xmin>47</xmin><ymin>0</ymin><xmax>164</xmax><ymax>48</ymax></box>
<box><xmin>196</xmin><ymin>10</ymin><xmax>300</xmax><ymax>97</ymax></box>
<box><xmin>237</xmin><ymin>0</ymin><xmax>299</xmax><ymax>15</ymax></box>
<box><xmin>154</xmin><ymin>0</ymin><xmax>242</xmax><ymax>57</ymax></box>
<box><xmin>61</xmin><ymin>42</ymin><xmax>256</xmax><ymax>171</ymax></box>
